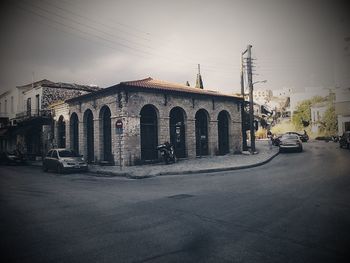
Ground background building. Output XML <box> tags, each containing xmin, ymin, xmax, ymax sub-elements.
<box><xmin>335</xmin><ymin>87</ymin><xmax>350</xmax><ymax>135</ymax></box>
<box><xmin>310</xmin><ymin>102</ymin><xmax>328</xmax><ymax>134</ymax></box>
<box><xmin>0</xmin><ymin>80</ymin><xmax>99</xmax><ymax>158</ymax></box>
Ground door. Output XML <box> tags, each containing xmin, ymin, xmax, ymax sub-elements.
<box><xmin>140</xmin><ymin>105</ymin><xmax>158</xmax><ymax>160</ymax></box>
<box><xmin>170</xmin><ymin>107</ymin><xmax>186</xmax><ymax>158</ymax></box>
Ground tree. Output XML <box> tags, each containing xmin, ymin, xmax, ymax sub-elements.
<box><xmin>292</xmin><ymin>96</ymin><xmax>324</xmax><ymax>130</ymax></box>
<box><xmin>319</xmin><ymin>104</ymin><xmax>337</xmax><ymax>136</ymax></box>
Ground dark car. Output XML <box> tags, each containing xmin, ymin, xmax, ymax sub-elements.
<box><xmin>0</xmin><ymin>150</ymin><xmax>27</xmax><ymax>165</ymax></box>
<box><xmin>272</xmin><ymin>134</ymin><xmax>282</xmax><ymax>146</ymax></box>
<box><xmin>339</xmin><ymin>131</ymin><xmax>350</xmax><ymax>149</ymax></box>
<box><xmin>286</xmin><ymin>131</ymin><xmax>309</xmax><ymax>142</ymax></box>
<box><xmin>43</xmin><ymin>149</ymin><xmax>88</xmax><ymax>173</ymax></box>
<box><xmin>279</xmin><ymin>134</ymin><xmax>303</xmax><ymax>152</ymax></box>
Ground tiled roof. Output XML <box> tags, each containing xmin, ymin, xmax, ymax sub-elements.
<box><xmin>121</xmin><ymin>77</ymin><xmax>241</xmax><ymax>99</ymax></box>
<box><xmin>67</xmin><ymin>77</ymin><xmax>242</xmax><ymax>103</ymax></box>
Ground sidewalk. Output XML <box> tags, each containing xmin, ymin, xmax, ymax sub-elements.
<box><xmin>88</xmin><ymin>140</ymin><xmax>279</xmax><ymax>179</ymax></box>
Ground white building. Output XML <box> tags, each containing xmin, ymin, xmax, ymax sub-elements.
<box><xmin>273</xmin><ymin>87</ymin><xmax>293</xmax><ymax>97</ymax></box>
<box><xmin>310</xmin><ymin>102</ymin><xmax>328</xmax><ymax>134</ymax></box>
<box><xmin>335</xmin><ymin>87</ymin><xmax>350</xmax><ymax>135</ymax></box>
<box><xmin>253</xmin><ymin>87</ymin><xmax>272</xmax><ymax>103</ymax></box>
<box><xmin>289</xmin><ymin>87</ymin><xmax>330</xmax><ymax>116</ymax></box>
<box><xmin>0</xmin><ymin>80</ymin><xmax>99</xmax><ymax>155</ymax></box>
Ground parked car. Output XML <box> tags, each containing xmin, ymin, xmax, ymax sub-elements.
<box><xmin>339</xmin><ymin>131</ymin><xmax>350</xmax><ymax>149</ymax></box>
<box><xmin>43</xmin><ymin>149</ymin><xmax>88</xmax><ymax>173</ymax></box>
<box><xmin>0</xmin><ymin>150</ymin><xmax>27</xmax><ymax>165</ymax></box>
<box><xmin>272</xmin><ymin>134</ymin><xmax>282</xmax><ymax>146</ymax></box>
<box><xmin>285</xmin><ymin>131</ymin><xmax>309</xmax><ymax>142</ymax></box>
<box><xmin>279</xmin><ymin>134</ymin><xmax>303</xmax><ymax>152</ymax></box>
<box><xmin>315</xmin><ymin>136</ymin><xmax>333</xmax><ymax>142</ymax></box>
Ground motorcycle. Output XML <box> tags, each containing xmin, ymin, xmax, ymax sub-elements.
<box><xmin>156</xmin><ymin>142</ymin><xmax>177</xmax><ymax>164</ymax></box>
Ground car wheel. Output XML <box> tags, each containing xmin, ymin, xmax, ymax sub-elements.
<box><xmin>57</xmin><ymin>164</ymin><xmax>64</xmax><ymax>174</ymax></box>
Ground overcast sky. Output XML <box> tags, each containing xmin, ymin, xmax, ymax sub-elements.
<box><xmin>0</xmin><ymin>0</ymin><xmax>349</xmax><ymax>95</ymax></box>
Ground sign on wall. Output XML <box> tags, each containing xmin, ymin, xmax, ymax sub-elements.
<box><xmin>116</xmin><ymin>119</ymin><xmax>123</xmax><ymax>134</ymax></box>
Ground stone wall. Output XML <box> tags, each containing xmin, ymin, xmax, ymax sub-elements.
<box><xmin>60</xmin><ymin>88</ymin><xmax>242</xmax><ymax>166</ymax></box>
<box><xmin>42</xmin><ymin>87</ymin><xmax>90</xmax><ymax>111</ymax></box>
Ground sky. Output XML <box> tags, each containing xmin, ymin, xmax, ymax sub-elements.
<box><xmin>0</xmin><ymin>0</ymin><xmax>349</xmax><ymax>96</ymax></box>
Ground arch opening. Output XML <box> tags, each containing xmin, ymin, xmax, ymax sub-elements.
<box><xmin>84</xmin><ymin>109</ymin><xmax>94</xmax><ymax>163</ymax></box>
<box><xmin>70</xmin><ymin>113</ymin><xmax>79</xmax><ymax>154</ymax></box>
<box><xmin>170</xmin><ymin>107</ymin><xmax>186</xmax><ymax>158</ymax></box>
<box><xmin>140</xmin><ymin>105</ymin><xmax>158</xmax><ymax>160</ymax></box>
<box><xmin>195</xmin><ymin>109</ymin><xmax>209</xmax><ymax>156</ymax></box>
<box><xmin>57</xmin><ymin>115</ymin><xmax>66</xmax><ymax>148</ymax></box>
<box><xmin>100</xmin><ymin>106</ymin><xmax>112</xmax><ymax>163</ymax></box>
<box><xmin>218</xmin><ymin>111</ymin><xmax>230</xmax><ymax>155</ymax></box>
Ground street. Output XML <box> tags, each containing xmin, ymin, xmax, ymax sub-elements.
<box><xmin>1</xmin><ymin>141</ymin><xmax>350</xmax><ymax>263</ymax></box>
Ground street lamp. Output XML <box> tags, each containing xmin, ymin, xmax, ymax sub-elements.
<box><xmin>253</xmin><ymin>80</ymin><xmax>267</xmax><ymax>86</ymax></box>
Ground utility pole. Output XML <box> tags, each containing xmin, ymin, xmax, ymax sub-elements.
<box><xmin>241</xmin><ymin>50</ymin><xmax>248</xmax><ymax>151</ymax></box>
<box><xmin>247</xmin><ymin>44</ymin><xmax>256</xmax><ymax>153</ymax></box>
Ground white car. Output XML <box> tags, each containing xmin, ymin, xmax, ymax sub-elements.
<box><xmin>43</xmin><ymin>149</ymin><xmax>88</xmax><ymax>173</ymax></box>
<box><xmin>279</xmin><ymin>134</ymin><xmax>303</xmax><ymax>152</ymax></box>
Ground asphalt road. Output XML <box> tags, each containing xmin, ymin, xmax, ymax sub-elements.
<box><xmin>1</xmin><ymin>141</ymin><xmax>349</xmax><ymax>263</ymax></box>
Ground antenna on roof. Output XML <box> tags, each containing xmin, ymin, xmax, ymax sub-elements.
<box><xmin>195</xmin><ymin>64</ymin><xmax>204</xmax><ymax>89</ymax></box>
<box><xmin>32</xmin><ymin>72</ymin><xmax>35</xmax><ymax>89</ymax></box>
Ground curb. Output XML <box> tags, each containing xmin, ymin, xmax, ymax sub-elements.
<box><xmin>88</xmin><ymin>150</ymin><xmax>280</xmax><ymax>179</ymax></box>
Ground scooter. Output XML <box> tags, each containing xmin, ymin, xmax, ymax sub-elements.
<box><xmin>156</xmin><ymin>142</ymin><xmax>177</xmax><ymax>164</ymax></box>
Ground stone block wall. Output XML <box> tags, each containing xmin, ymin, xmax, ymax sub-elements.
<box><xmin>58</xmin><ymin>88</ymin><xmax>242</xmax><ymax>166</ymax></box>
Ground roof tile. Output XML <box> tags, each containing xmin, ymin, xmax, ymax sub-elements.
<box><xmin>121</xmin><ymin>77</ymin><xmax>241</xmax><ymax>99</ymax></box>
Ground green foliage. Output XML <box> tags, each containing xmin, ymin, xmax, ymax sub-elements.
<box><xmin>292</xmin><ymin>96</ymin><xmax>324</xmax><ymax>130</ymax></box>
<box><xmin>292</xmin><ymin>94</ymin><xmax>337</xmax><ymax>136</ymax></box>
<box><xmin>319</xmin><ymin>104</ymin><xmax>338</xmax><ymax>136</ymax></box>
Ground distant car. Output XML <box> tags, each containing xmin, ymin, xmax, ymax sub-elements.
<box><xmin>272</xmin><ymin>134</ymin><xmax>282</xmax><ymax>146</ymax></box>
<box><xmin>279</xmin><ymin>134</ymin><xmax>303</xmax><ymax>152</ymax></box>
<box><xmin>339</xmin><ymin>131</ymin><xmax>350</xmax><ymax>149</ymax></box>
<box><xmin>43</xmin><ymin>149</ymin><xmax>88</xmax><ymax>173</ymax></box>
<box><xmin>0</xmin><ymin>150</ymin><xmax>27</xmax><ymax>165</ymax></box>
<box><xmin>285</xmin><ymin>131</ymin><xmax>309</xmax><ymax>142</ymax></box>
<box><xmin>315</xmin><ymin>136</ymin><xmax>332</xmax><ymax>142</ymax></box>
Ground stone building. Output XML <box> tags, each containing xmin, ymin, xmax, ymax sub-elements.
<box><xmin>53</xmin><ymin>77</ymin><xmax>243</xmax><ymax>166</ymax></box>
<box><xmin>0</xmin><ymin>79</ymin><xmax>99</xmax><ymax>158</ymax></box>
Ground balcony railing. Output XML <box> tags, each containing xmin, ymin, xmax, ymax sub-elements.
<box><xmin>15</xmin><ymin>109</ymin><xmax>52</xmax><ymax>121</ymax></box>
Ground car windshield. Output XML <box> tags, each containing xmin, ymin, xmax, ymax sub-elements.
<box><xmin>58</xmin><ymin>150</ymin><xmax>79</xmax><ymax>157</ymax></box>
<box><xmin>282</xmin><ymin>134</ymin><xmax>299</xmax><ymax>140</ymax></box>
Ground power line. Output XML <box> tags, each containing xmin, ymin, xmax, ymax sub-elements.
<box><xmin>19</xmin><ymin>0</ymin><xmax>154</xmax><ymax>52</ymax></box>
<box><xmin>35</xmin><ymin>0</ymin><xmax>240</xmax><ymax>72</ymax></box>
<box><xmin>13</xmin><ymin>0</ymin><xmax>243</xmax><ymax>85</ymax></box>
<box><xmin>18</xmin><ymin>0</ymin><xmax>239</xmax><ymax>75</ymax></box>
